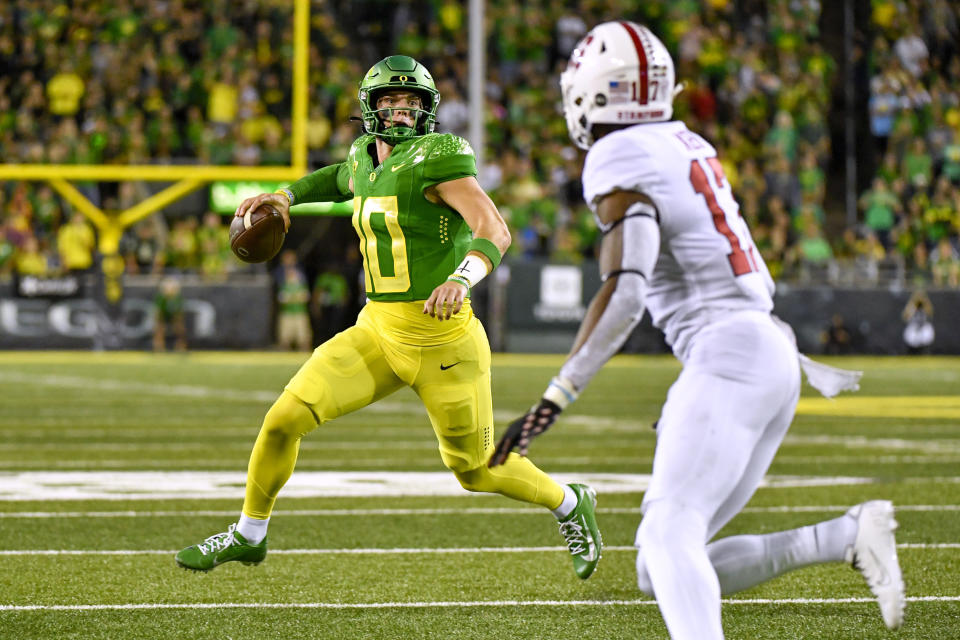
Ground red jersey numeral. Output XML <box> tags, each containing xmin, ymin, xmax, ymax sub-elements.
<box><xmin>689</xmin><ymin>159</ymin><xmax>756</xmax><ymax>276</ymax></box>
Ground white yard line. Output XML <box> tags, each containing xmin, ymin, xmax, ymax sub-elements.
<box><xmin>7</xmin><ymin>454</ymin><xmax>960</xmax><ymax>466</ymax></box>
<box><xmin>0</xmin><ymin>372</ymin><xmax>623</xmax><ymax>427</ymax></box>
<box><xmin>2</xmin><ymin>543</ymin><xmax>956</xmax><ymax>556</ymax></box>
<box><xmin>898</xmin><ymin>543</ymin><xmax>960</xmax><ymax>549</ymax></box>
<box><xmin>13</xmin><ymin>371</ymin><xmax>960</xmax><ymax>437</ymax></box>
<box><xmin>3</xmin><ymin>458</ymin><xmax>959</xmax><ymax>471</ymax></box>
<box><xmin>2</xmin><ymin>505</ymin><xmax>959</xmax><ymax>519</ymax></box>
<box><xmin>0</xmin><ymin>441</ymin><xmax>437</xmax><ymax>451</ymax></box>
<box><xmin>0</xmin><ymin>372</ymin><xmax>275</xmax><ymax>405</ymax></box>
<box><xmin>783</xmin><ymin>434</ymin><xmax>960</xmax><ymax>454</ymax></box>
<box><xmin>744</xmin><ymin>504</ymin><xmax>960</xmax><ymax>513</ymax></box>
<box><xmin>0</xmin><ymin>471</ymin><xmax>876</xmax><ymax>501</ymax></box>
<box><xmin>0</xmin><ymin>459</ymin><xmax>449</xmax><ymax>470</ymax></box>
<box><xmin>0</xmin><ymin>372</ymin><xmax>420</xmax><ymax>415</ymax></box>
<box><xmin>774</xmin><ymin>455</ymin><xmax>960</xmax><ymax>463</ymax></box>
<box><xmin>1</xmin><ymin>595</ymin><xmax>957</xmax><ymax>612</ymax></box>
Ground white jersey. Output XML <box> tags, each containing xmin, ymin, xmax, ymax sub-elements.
<box><xmin>582</xmin><ymin>121</ymin><xmax>775</xmax><ymax>360</ymax></box>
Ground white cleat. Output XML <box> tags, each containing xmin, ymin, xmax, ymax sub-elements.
<box><xmin>845</xmin><ymin>500</ymin><xmax>906</xmax><ymax>630</ymax></box>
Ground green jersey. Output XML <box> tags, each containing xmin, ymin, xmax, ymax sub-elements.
<box><xmin>278</xmin><ymin>275</ymin><xmax>309</xmax><ymax>315</ymax></box>
<box><xmin>291</xmin><ymin>132</ymin><xmax>477</xmax><ymax>302</ymax></box>
<box><xmin>154</xmin><ymin>292</ymin><xmax>184</xmax><ymax>321</ymax></box>
<box><xmin>313</xmin><ymin>271</ymin><xmax>349</xmax><ymax>306</ymax></box>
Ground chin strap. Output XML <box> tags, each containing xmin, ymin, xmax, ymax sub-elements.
<box><xmin>798</xmin><ymin>354</ymin><xmax>862</xmax><ymax>398</ymax></box>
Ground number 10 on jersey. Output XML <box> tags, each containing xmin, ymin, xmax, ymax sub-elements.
<box><xmin>352</xmin><ymin>195</ymin><xmax>411</xmax><ymax>293</ymax></box>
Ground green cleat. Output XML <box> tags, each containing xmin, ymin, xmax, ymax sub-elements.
<box><xmin>558</xmin><ymin>483</ymin><xmax>602</xmax><ymax>579</ymax></box>
<box><xmin>175</xmin><ymin>523</ymin><xmax>267</xmax><ymax>572</ymax></box>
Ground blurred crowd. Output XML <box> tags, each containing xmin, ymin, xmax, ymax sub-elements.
<box><xmin>1</xmin><ymin>0</ymin><xmax>959</xmax><ymax>289</ymax></box>
<box><xmin>859</xmin><ymin>0</ymin><xmax>960</xmax><ymax>288</ymax></box>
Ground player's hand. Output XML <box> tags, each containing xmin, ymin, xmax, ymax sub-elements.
<box><xmin>423</xmin><ymin>280</ymin><xmax>467</xmax><ymax>320</ymax></box>
<box><xmin>235</xmin><ymin>192</ymin><xmax>291</xmax><ymax>232</ymax></box>
<box><xmin>488</xmin><ymin>398</ymin><xmax>562</xmax><ymax>467</ymax></box>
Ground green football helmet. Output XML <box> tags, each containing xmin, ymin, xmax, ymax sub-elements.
<box><xmin>358</xmin><ymin>55</ymin><xmax>440</xmax><ymax>146</ymax></box>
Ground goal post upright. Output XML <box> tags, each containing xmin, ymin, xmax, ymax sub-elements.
<box><xmin>291</xmin><ymin>0</ymin><xmax>309</xmax><ymax>175</ymax></box>
<box><xmin>0</xmin><ymin>0</ymin><xmax>312</xmax><ymax>302</ymax></box>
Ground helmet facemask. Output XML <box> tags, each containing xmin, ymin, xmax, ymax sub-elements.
<box><xmin>359</xmin><ymin>55</ymin><xmax>440</xmax><ymax>146</ymax></box>
<box><xmin>363</xmin><ymin>89</ymin><xmax>433</xmax><ymax>145</ymax></box>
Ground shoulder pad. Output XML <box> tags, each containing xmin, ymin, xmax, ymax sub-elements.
<box><xmin>349</xmin><ymin>134</ymin><xmax>375</xmax><ymax>157</ymax></box>
<box><xmin>426</xmin><ymin>133</ymin><xmax>475</xmax><ymax>159</ymax></box>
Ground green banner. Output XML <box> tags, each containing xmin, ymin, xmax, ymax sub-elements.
<box><xmin>209</xmin><ymin>181</ymin><xmax>353</xmax><ymax>216</ymax></box>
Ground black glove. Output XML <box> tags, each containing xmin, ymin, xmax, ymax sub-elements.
<box><xmin>488</xmin><ymin>398</ymin><xmax>562</xmax><ymax>467</ymax></box>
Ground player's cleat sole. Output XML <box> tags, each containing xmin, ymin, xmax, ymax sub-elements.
<box><xmin>175</xmin><ymin>523</ymin><xmax>267</xmax><ymax>572</ymax></box>
<box><xmin>845</xmin><ymin>500</ymin><xmax>905</xmax><ymax>629</ymax></box>
<box><xmin>558</xmin><ymin>483</ymin><xmax>602</xmax><ymax>580</ymax></box>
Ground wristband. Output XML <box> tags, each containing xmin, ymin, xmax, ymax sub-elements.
<box><xmin>541</xmin><ymin>375</ymin><xmax>579</xmax><ymax>410</ymax></box>
<box><xmin>275</xmin><ymin>188</ymin><xmax>295</xmax><ymax>205</ymax></box>
<box><xmin>446</xmin><ymin>274</ymin><xmax>471</xmax><ymax>288</ymax></box>
<box><xmin>468</xmin><ymin>237</ymin><xmax>502</xmax><ymax>269</ymax></box>
<box><xmin>447</xmin><ymin>253</ymin><xmax>489</xmax><ymax>289</ymax></box>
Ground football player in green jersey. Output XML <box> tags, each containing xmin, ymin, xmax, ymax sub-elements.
<box><xmin>176</xmin><ymin>55</ymin><xmax>602</xmax><ymax>580</ymax></box>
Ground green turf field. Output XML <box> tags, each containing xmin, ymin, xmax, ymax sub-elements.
<box><xmin>1</xmin><ymin>351</ymin><xmax>958</xmax><ymax>639</ymax></box>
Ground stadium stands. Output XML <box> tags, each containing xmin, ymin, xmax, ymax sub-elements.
<box><xmin>1</xmin><ymin>0</ymin><xmax>958</xmax><ymax>291</ymax></box>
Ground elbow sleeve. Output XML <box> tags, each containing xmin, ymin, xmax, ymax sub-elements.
<box><xmin>560</xmin><ymin>273</ymin><xmax>647</xmax><ymax>391</ymax></box>
<box><xmin>559</xmin><ymin>214</ymin><xmax>660</xmax><ymax>391</ymax></box>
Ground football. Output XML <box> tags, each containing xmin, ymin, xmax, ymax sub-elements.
<box><xmin>229</xmin><ymin>203</ymin><xmax>286</xmax><ymax>263</ymax></box>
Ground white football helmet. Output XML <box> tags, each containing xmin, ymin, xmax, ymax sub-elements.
<box><xmin>560</xmin><ymin>21</ymin><xmax>680</xmax><ymax>150</ymax></box>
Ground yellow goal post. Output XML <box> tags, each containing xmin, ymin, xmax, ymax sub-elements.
<box><xmin>0</xmin><ymin>0</ymin><xmax>311</xmax><ymax>300</ymax></box>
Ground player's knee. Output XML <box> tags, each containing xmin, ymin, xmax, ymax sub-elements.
<box><xmin>260</xmin><ymin>391</ymin><xmax>317</xmax><ymax>444</ymax></box>
<box><xmin>638</xmin><ymin>500</ymin><xmax>708</xmax><ymax>553</ymax></box>
<box><xmin>440</xmin><ymin>448</ymin><xmax>475</xmax><ymax>474</ymax></box>
<box><xmin>634</xmin><ymin>548</ymin><xmax>655</xmax><ymax>595</ymax></box>
<box><xmin>452</xmin><ymin>466</ymin><xmax>495</xmax><ymax>494</ymax></box>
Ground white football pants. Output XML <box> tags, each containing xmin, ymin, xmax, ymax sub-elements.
<box><xmin>637</xmin><ymin>310</ymin><xmax>803</xmax><ymax>640</ymax></box>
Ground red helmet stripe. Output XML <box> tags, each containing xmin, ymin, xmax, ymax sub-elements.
<box><xmin>620</xmin><ymin>21</ymin><xmax>648</xmax><ymax>105</ymax></box>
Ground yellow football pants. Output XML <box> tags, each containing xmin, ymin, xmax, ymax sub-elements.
<box><xmin>242</xmin><ymin>300</ymin><xmax>564</xmax><ymax>519</ymax></box>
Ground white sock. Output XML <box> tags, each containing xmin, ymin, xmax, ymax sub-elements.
<box><xmin>639</xmin><ymin>513</ymin><xmax>858</xmax><ymax>596</ymax></box>
<box><xmin>709</xmin><ymin>529</ymin><xmax>817</xmax><ymax>595</ymax></box>
<box><xmin>552</xmin><ymin>485</ymin><xmax>578</xmax><ymax>519</ymax></box>
<box><xmin>237</xmin><ymin>514</ymin><xmax>269</xmax><ymax>544</ymax></box>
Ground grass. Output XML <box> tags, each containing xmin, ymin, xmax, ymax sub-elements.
<box><xmin>1</xmin><ymin>351</ymin><xmax>958</xmax><ymax>639</ymax></box>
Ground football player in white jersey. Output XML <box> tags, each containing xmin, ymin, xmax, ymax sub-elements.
<box><xmin>489</xmin><ymin>21</ymin><xmax>905</xmax><ymax>639</ymax></box>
